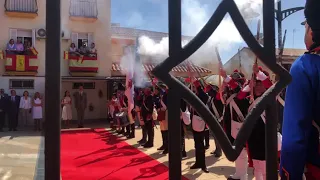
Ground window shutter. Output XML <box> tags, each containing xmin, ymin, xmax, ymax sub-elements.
<box><xmin>88</xmin><ymin>33</ymin><xmax>94</xmax><ymax>47</ymax></box>
<box><xmin>9</xmin><ymin>29</ymin><xmax>18</xmax><ymax>42</ymax></box>
<box><xmin>32</xmin><ymin>29</ymin><xmax>36</xmax><ymax>48</ymax></box>
<box><xmin>71</xmin><ymin>32</ymin><xmax>78</xmax><ymax>47</ymax></box>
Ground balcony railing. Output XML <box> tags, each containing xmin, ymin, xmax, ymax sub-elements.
<box><xmin>5</xmin><ymin>0</ymin><xmax>38</xmax><ymax>13</ymax></box>
<box><xmin>69</xmin><ymin>0</ymin><xmax>98</xmax><ymax>18</ymax></box>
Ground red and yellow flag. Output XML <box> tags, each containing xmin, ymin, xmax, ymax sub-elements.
<box><xmin>30</xmin><ymin>47</ymin><xmax>38</xmax><ymax>55</ymax></box>
<box><xmin>16</xmin><ymin>55</ymin><xmax>26</xmax><ymax>71</ymax></box>
<box><xmin>64</xmin><ymin>51</ymin><xmax>69</xmax><ymax>60</ymax></box>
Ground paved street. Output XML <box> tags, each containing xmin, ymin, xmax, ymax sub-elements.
<box><xmin>123</xmin><ymin>127</ymin><xmax>254</xmax><ymax>180</ymax></box>
<box><xmin>0</xmin><ymin>130</ymin><xmax>43</xmax><ymax>180</ymax></box>
<box><xmin>0</xmin><ymin>124</ymin><xmax>254</xmax><ymax>180</ymax></box>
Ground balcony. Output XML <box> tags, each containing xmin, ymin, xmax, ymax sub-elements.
<box><xmin>0</xmin><ymin>48</ymin><xmax>39</xmax><ymax>76</ymax></box>
<box><xmin>69</xmin><ymin>0</ymin><xmax>98</xmax><ymax>22</ymax></box>
<box><xmin>4</xmin><ymin>0</ymin><xmax>38</xmax><ymax>18</ymax></box>
<box><xmin>64</xmin><ymin>51</ymin><xmax>98</xmax><ymax>76</ymax></box>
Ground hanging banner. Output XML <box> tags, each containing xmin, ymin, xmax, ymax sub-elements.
<box><xmin>16</xmin><ymin>55</ymin><xmax>26</xmax><ymax>71</ymax></box>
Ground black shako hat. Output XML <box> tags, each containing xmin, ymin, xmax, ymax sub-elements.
<box><xmin>304</xmin><ymin>0</ymin><xmax>320</xmax><ymax>44</ymax></box>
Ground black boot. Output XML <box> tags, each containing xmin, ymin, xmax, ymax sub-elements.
<box><xmin>204</xmin><ymin>130</ymin><xmax>210</xmax><ymax>149</ymax></box>
<box><xmin>162</xmin><ymin>130</ymin><xmax>168</xmax><ymax>154</ymax></box>
<box><xmin>181</xmin><ymin>134</ymin><xmax>187</xmax><ymax>158</ymax></box>
<box><xmin>128</xmin><ymin>124</ymin><xmax>135</xmax><ymax>138</ymax></box>
<box><xmin>143</xmin><ymin>122</ymin><xmax>154</xmax><ymax>148</ymax></box>
<box><xmin>157</xmin><ymin>131</ymin><xmax>165</xmax><ymax>150</ymax></box>
<box><xmin>125</xmin><ymin>124</ymin><xmax>130</xmax><ymax>137</ymax></box>
<box><xmin>138</xmin><ymin>125</ymin><xmax>147</xmax><ymax>144</ymax></box>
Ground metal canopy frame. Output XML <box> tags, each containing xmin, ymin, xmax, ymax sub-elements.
<box><xmin>44</xmin><ymin>0</ymin><xmax>291</xmax><ymax>179</ymax></box>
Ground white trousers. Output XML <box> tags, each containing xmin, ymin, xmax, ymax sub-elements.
<box><xmin>253</xmin><ymin>160</ymin><xmax>266</xmax><ymax>180</ymax></box>
<box><xmin>231</xmin><ymin>149</ymin><xmax>248</xmax><ymax>180</ymax></box>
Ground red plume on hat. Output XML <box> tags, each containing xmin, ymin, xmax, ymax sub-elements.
<box><xmin>258</xmin><ymin>66</ymin><xmax>263</xmax><ymax>71</ymax></box>
<box><xmin>193</xmin><ymin>80</ymin><xmax>201</xmax><ymax>88</ymax></box>
<box><xmin>204</xmin><ymin>84</ymin><xmax>212</xmax><ymax>93</ymax></box>
<box><xmin>185</xmin><ymin>77</ymin><xmax>192</xmax><ymax>83</ymax></box>
<box><xmin>233</xmin><ymin>69</ymin><xmax>239</xmax><ymax>72</ymax></box>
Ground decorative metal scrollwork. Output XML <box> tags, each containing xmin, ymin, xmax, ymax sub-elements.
<box><xmin>152</xmin><ymin>0</ymin><xmax>292</xmax><ymax>179</ymax></box>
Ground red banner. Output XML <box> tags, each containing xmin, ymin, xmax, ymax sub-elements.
<box><xmin>5</xmin><ymin>54</ymin><xmax>38</xmax><ymax>72</ymax></box>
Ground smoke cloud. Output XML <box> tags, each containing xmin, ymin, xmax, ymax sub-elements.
<box><xmin>138</xmin><ymin>0</ymin><xmax>265</xmax><ymax>66</ymax></box>
<box><xmin>120</xmin><ymin>0</ymin><xmax>278</xmax><ymax>87</ymax></box>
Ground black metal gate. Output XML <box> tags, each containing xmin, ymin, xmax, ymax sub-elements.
<box><xmin>44</xmin><ymin>0</ymin><xmax>291</xmax><ymax>179</ymax></box>
<box><xmin>151</xmin><ymin>0</ymin><xmax>291</xmax><ymax>179</ymax></box>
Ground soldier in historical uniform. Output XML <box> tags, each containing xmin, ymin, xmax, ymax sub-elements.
<box><xmin>246</xmin><ymin>65</ymin><xmax>273</xmax><ymax>180</ymax></box>
<box><xmin>204</xmin><ymin>83</ymin><xmax>223</xmax><ymax>158</ymax></box>
<box><xmin>280</xmin><ymin>0</ymin><xmax>320</xmax><ymax>179</ymax></box>
<box><xmin>190</xmin><ymin>80</ymin><xmax>209</xmax><ymax>173</ymax></box>
<box><xmin>141</xmin><ymin>87</ymin><xmax>155</xmax><ymax>148</ymax></box>
<box><xmin>220</xmin><ymin>69</ymin><xmax>250</xmax><ymax>180</ymax></box>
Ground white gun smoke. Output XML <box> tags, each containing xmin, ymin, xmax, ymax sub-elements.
<box><xmin>120</xmin><ymin>0</ymin><xmax>278</xmax><ymax>87</ymax></box>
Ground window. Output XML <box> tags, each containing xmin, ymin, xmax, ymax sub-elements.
<box><xmin>71</xmin><ymin>32</ymin><xmax>94</xmax><ymax>48</ymax></box>
<box><xmin>10</xmin><ymin>79</ymin><xmax>34</xmax><ymax>89</ymax></box>
<box><xmin>9</xmin><ymin>28</ymin><xmax>36</xmax><ymax>47</ymax></box>
<box><xmin>72</xmin><ymin>82</ymin><xmax>95</xmax><ymax>89</ymax></box>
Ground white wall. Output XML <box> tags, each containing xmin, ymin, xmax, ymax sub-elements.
<box><xmin>61</xmin><ymin>80</ymin><xmax>108</xmax><ymax>121</ymax></box>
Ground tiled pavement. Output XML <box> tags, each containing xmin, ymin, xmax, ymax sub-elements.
<box><xmin>0</xmin><ymin>129</ymin><xmax>43</xmax><ymax>180</ymax></box>
<box><xmin>0</xmin><ymin>124</ymin><xmax>254</xmax><ymax>180</ymax></box>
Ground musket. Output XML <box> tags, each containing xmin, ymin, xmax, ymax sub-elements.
<box><xmin>278</xmin><ymin>29</ymin><xmax>287</xmax><ymax>65</ymax></box>
<box><xmin>215</xmin><ymin>46</ymin><xmax>226</xmax><ymax>105</ymax></box>
<box><xmin>250</xmin><ymin>19</ymin><xmax>261</xmax><ymax>103</ymax></box>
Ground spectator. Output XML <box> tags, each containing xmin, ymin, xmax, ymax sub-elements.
<box><xmin>19</xmin><ymin>91</ymin><xmax>32</xmax><ymax>126</ymax></box>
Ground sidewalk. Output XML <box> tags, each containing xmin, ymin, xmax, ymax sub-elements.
<box><xmin>0</xmin><ymin>129</ymin><xmax>43</xmax><ymax>180</ymax></box>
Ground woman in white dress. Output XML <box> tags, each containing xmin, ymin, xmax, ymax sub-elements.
<box><xmin>32</xmin><ymin>92</ymin><xmax>43</xmax><ymax>131</ymax></box>
<box><xmin>61</xmin><ymin>91</ymin><xmax>72</xmax><ymax>128</ymax></box>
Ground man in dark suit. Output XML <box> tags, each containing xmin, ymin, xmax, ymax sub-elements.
<box><xmin>73</xmin><ymin>85</ymin><xmax>87</xmax><ymax>128</ymax></box>
<box><xmin>0</xmin><ymin>89</ymin><xmax>8</xmax><ymax>132</ymax></box>
<box><xmin>8</xmin><ymin>90</ymin><xmax>20</xmax><ymax>131</ymax></box>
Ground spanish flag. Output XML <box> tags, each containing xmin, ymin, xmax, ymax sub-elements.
<box><xmin>16</xmin><ymin>55</ymin><xmax>26</xmax><ymax>71</ymax></box>
<box><xmin>0</xmin><ymin>50</ymin><xmax>3</xmax><ymax>59</ymax></box>
<box><xmin>30</xmin><ymin>47</ymin><xmax>38</xmax><ymax>55</ymax></box>
<box><xmin>64</xmin><ymin>51</ymin><xmax>69</xmax><ymax>60</ymax></box>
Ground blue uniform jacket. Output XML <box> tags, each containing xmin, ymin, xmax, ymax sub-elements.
<box><xmin>280</xmin><ymin>53</ymin><xmax>320</xmax><ymax>179</ymax></box>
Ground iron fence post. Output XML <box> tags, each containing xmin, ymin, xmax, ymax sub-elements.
<box><xmin>264</xmin><ymin>0</ymin><xmax>279</xmax><ymax>179</ymax></box>
<box><xmin>168</xmin><ymin>0</ymin><xmax>182</xmax><ymax>179</ymax></box>
<box><xmin>45</xmin><ymin>0</ymin><xmax>61</xmax><ymax>179</ymax></box>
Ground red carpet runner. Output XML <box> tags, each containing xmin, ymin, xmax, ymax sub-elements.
<box><xmin>61</xmin><ymin>129</ymin><xmax>189</xmax><ymax>180</ymax></box>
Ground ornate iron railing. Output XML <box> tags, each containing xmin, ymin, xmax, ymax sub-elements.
<box><xmin>69</xmin><ymin>0</ymin><xmax>98</xmax><ymax>18</ymax></box>
<box><xmin>4</xmin><ymin>0</ymin><xmax>38</xmax><ymax>13</ymax></box>
<box><xmin>152</xmin><ymin>0</ymin><xmax>291</xmax><ymax>179</ymax></box>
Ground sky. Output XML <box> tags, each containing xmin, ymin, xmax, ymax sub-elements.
<box><xmin>111</xmin><ymin>0</ymin><xmax>306</xmax><ymax>63</ymax></box>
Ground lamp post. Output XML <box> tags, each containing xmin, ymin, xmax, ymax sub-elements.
<box><xmin>275</xmin><ymin>1</ymin><xmax>304</xmax><ymax>49</ymax></box>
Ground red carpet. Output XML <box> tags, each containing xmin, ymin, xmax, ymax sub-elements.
<box><xmin>61</xmin><ymin>129</ymin><xmax>189</xmax><ymax>180</ymax></box>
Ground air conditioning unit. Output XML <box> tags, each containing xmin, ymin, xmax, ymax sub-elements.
<box><xmin>36</xmin><ymin>28</ymin><xmax>46</xmax><ymax>39</ymax></box>
<box><xmin>62</xmin><ymin>29</ymin><xmax>71</xmax><ymax>40</ymax></box>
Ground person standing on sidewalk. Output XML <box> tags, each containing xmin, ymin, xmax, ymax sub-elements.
<box><xmin>8</xmin><ymin>90</ymin><xmax>20</xmax><ymax>131</ymax></box>
<box><xmin>73</xmin><ymin>85</ymin><xmax>87</xmax><ymax>128</ymax></box>
<box><xmin>0</xmin><ymin>89</ymin><xmax>8</xmax><ymax>131</ymax></box>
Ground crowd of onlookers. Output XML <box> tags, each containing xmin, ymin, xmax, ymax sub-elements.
<box><xmin>0</xmin><ymin>89</ymin><xmax>43</xmax><ymax>132</ymax></box>
<box><xmin>6</xmin><ymin>38</ymin><xmax>33</xmax><ymax>55</ymax></box>
<box><xmin>68</xmin><ymin>42</ymin><xmax>97</xmax><ymax>57</ymax></box>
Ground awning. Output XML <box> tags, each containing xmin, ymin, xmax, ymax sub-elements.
<box><xmin>111</xmin><ymin>62</ymin><xmax>211</xmax><ymax>74</ymax></box>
